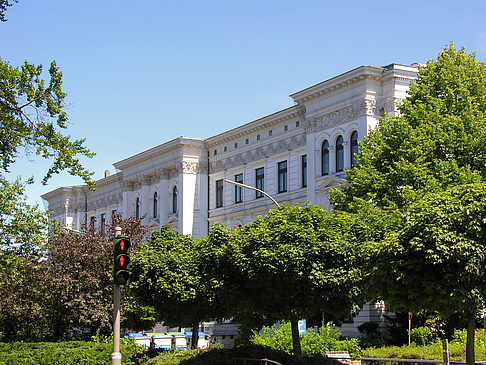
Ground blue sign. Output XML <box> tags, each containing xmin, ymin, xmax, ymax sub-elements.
<box><xmin>298</xmin><ymin>319</ymin><xmax>306</xmax><ymax>334</ymax></box>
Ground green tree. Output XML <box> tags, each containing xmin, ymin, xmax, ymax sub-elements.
<box><xmin>332</xmin><ymin>44</ymin><xmax>486</xmax><ymax>365</ymax></box>
<box><xmin>216</xmin><ymin>204</ymin><xmax>366</xmax><ymax>358</ymax></box>
<box><xmin>0</xmin><ymin>58</ymin><xmax>95</xmax><ymax>186</ymax></box>
<box><xmin>130</xmin><ymin>226</ymin><xmax>224</xmax><ymax>349</ymax></box>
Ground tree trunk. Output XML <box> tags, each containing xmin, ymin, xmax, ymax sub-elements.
<box><xmin>191</xmin><ymin>322</ymin><xmax>200</xmax><ymax>349</ymax></box>
<box><xmin>466</xmin><ymin>311</ymin><xmax>475</xmax><ymax>365</ymax></box>
<box><xmin>290</xmin><ymin>318</ymin><xmax>302</xmax><ymax>359</ymax></box>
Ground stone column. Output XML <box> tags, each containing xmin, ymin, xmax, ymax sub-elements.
<box><xmin>342</xmin><ymin>141</ymin><xmax>350</xmax><ymax>171</ymax></box>
<box><xmin>306</xmin><ymin>131</ymin><xmax>316</xmax><ymax>202</ymax></box>
<box><xmin>157</xmin><ymin>168</ymin><xmax>169</xmax><ymax>226</ymax></box>
<box><xmin>197</xmin><ymin>161</ymin><xmax>209</xmax><ymax>238</ymax></box>
<box><xmin>140</xmin><ymin>175</ymin><xmax>151</xmax><ymax>225</ymax></box>
<box><xmin>121</xmin><ymin>181</ymin><xmax>133</xmax><ymax>219</ymax></box>
<box><xmin>179</xmin><ymin>160</ymin><xmax>198</xmax><ymax>235</ymax></box>
<box><xmin>328</xmin><ymin>146</ymin><xmax>336</xmax><ymax>174</ymax></box>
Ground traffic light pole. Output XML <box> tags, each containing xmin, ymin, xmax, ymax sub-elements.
<box><xmin>111</xmin><ymin>227</ymin><xmax>122</xmax><ymax>365</ymax></box>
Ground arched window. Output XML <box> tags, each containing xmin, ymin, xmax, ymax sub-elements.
<box><xmin>321</xmin><ymin>140</ymin><xmax>329</xmax><ymax>176</ymax></box>
<box><xmin>336</xmin><ymin>135</ymin><xmax>344</xmax><ymax>172</ymax></box>
<box><xmin>135</xmin><ymin>197</ymin><xmax>140</xmax><ymax>219</ymax></box>
<box><xmin>172</xmin><ymin>186</ymin><xmax>178</xmax><ymax>213</ymax></box>
<box><xmin>350</xmin><ymin>131</ymin><xmax>359</xmax><ymax>166</ymax></box>
<box><xmin>153</xmin><ymin>192</ymin><xmax>158</xmax><ymax>218</ymax></box>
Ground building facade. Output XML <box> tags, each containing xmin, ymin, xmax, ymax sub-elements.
<box><xmin>42</xmin><ymin>63</ymin><xmax>418</xmax><ymax>336</ymax></box>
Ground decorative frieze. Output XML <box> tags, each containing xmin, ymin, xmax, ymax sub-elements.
<box><xmin>210</xmin><ymin>134</ymin><xmax>306</xmax><ymax>173</ymax></box>
<box><xmin>303</xmin><ymin>99</ymin><xmax>376</xmax><ymax>133</ymax></box>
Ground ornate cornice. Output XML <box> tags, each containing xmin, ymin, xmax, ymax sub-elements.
<box><xmin>205</xmin><ymin>106</ymin><xmax>299</xmax><ymax>148</ymax></box>
<box><xmin>113</xmin><ymin>137</ymin><xmax>206</xmax><ymax>171</ymax></box>
<box><xmin>210</xmin><ymin>133</ymin><xmax>306</xmax><ymax>173</ymax></box>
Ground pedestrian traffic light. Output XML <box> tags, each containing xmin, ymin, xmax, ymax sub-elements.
<box><xmin>114</xmin><ymin>235</ymin><xmax>130</xmax><ymax>286</ymax></box>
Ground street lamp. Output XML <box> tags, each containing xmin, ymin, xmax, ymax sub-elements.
<box><xmin>223</xmin><ymin>179</ymin><xmax>280</xmax><ymax>208</ymax></box>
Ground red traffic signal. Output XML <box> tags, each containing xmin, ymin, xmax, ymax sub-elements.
<box><xmin>114</xmin><ymin>235</ymin><xmax>131</xmax><ymax>285</ymax></box>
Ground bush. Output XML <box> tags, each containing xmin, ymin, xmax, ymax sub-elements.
<box><xmin>410</xmin><ymin>327</ymin><xmax>432</xmax><ymax>346</ymax></box>
<box><xmin>250</xmin><ymin>321</ymin><xmax>362</xmax><ymax>358</ymax></box>
<box><xmin>0</xmin><ymin>339</ymin><xmax>143</xmax><ymax>364</ymax></box>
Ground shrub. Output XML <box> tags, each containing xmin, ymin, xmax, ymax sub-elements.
<box><xmin>250</xmin><ymin>321</ymin><xmax>362</xmax><ymax>358</ymax></box>
<box><xmin>410</xmin><ymin>327</ymin><xmax>432</xmax><ymax>346</ymax></box>
<box><xmin>0</xmin><ymin>339</ymin><xmax>143</xmax><ymax>364</ymax></box>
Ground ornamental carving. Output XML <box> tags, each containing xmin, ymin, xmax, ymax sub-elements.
<box><xmin>376</xmin><ymin>97</ymin><xmax>402</xmax><ymax>116</ymax></box>
<box><xmin>304</xmin><ymin>99</ymin><xmax>377</xmax><ymax>133</ymax></box>
<box><xmin>121</xmin><ymin>181</ymin><xmax>134</xmax><ymax>192</ymax></box>
<box><xmin>182</xmin><ymin>161</ymin><xmax>199</xmax><ymax>174</ymax></box>
<box><xmin>209</xmin><ymin>133</ymin><xmax>306</xmax><ymax>173</ymax></box>
<box><xmin>138</xmin><ymin>175</ymin><xmax>153</xmax><ymax>186</ymax></box>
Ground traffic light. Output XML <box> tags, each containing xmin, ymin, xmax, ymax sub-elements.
<box><xmin>114</xmin><ymin>235</ymin><xmax>131</xmax><ymax>285</ymax></box>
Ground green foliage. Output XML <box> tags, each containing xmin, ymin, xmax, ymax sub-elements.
<box><xmin>0</xmin><ymin>57</ymin><xmax>95</xmax><ymax>186</ymax></box>
<box><xmin>333</xmin><ymin>44</ymin><xmax>486</xmax><ymax>212</ymax></box>
<box><xmin>0</xmin><ymin>339</ymin><xmax>143</xmax><ymax>364</ymax></box>
<box><xmin>0</xmin><ymin>0</ymin><xmax>18</xmax><ymax>22</ymax></box>
<box><xmin>0</xmin><ymin>175</ymin><xmax>47</xmax><ymax>252</ymax></box>
<box><xmin>251</xmin><ymin>321</ymin><xmax>362</xmax><ymax>358</ymax></box>
<box><xmin>205</xmin><ymin>204</ymin><xmax>369</xmax><ymax>357</ymax></box>
<box><xmin>130</xmin><ymin>225</ymin><xmax>226</xmax><ymax>348</ymax></box>
<box><xmin>410</xmin><ymin>327</ymin><xmax>432</xmax><ymax>346</ymax></box>
<box><xmin>362</xmin><ymin>332</ymin><xmax>486</xmax><ymax>362</ymax></box>
<box><xmin>219</xmin><ymin>204</ymin><xmax>366</xmax><ymax>326</ymax></box>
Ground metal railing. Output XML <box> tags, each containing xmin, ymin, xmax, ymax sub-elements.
<box><xmin>360</xmin><ymin>358</ymin><xmax>486</xmax><ymax>365</ymax></box>
<box><xmin>231</xmin><ymin>358</ymin><xmax>283</xmax><ymax>365</ymax></box>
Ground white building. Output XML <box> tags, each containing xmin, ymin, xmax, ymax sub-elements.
<box><xmin>42</xmin><ymin>63</ymin><xmax>418</xmax><ymax>336</ymax></box>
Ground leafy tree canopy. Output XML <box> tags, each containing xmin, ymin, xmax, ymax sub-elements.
<box><xmin>333</xmin><ymin>44</ymin><xmax>486</xmax><ymax>211</ymax></box>
<box><xmin>0</xmin><ymin>58</ymin><xmax>95</xmax><ymax>186</ymax></box>
<box><xmin>212</xmin><ymin>204</ymin><xmax>369</xmax><ymax>357</ymax></box>
<box><xmin>130</xmin><ymin>226</ymin><xmax>225</xmax><ymax>347</ymax></box>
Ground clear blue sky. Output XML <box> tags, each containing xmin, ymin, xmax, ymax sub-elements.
<box><xmin>1</xmin><ymin>0</ymin><xmax>485</xmax><ymax>208</ymax></box>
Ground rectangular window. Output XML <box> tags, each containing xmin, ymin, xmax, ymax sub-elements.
<box><xmin>302</xmin><ymin>155</ymin><xmax>307</xmax><ymax>188</ymax></box>
<box><xmin>296</xmin><ymin>121</ymin><xmax>300</xmax><ymax>127</ymax></box>
<box><xmin>278</xmin><ymin>161</ymin><xmax>288</xmax><ymax>193</ymax></box>
<box><xmin>269</xmin><ymin>130</ymin><xmax>272</xmax><ymax>136</ymax></box>
<box><xmin>284</xmin><ymin>125</ymin><xmax>288</xmax><ymax>131</ymax></box>
<box><xmin>235</xmin><ymin>173</ymin><xmax>243</xmax><ymax>203</ymax></box>
<box><xmin>245</xmin><ymin>138</ymin><xmax>249</xmax><ymax>144</ymax></box>
<box><xmin>255</xmin><ymin>167</ymin><xmax>264</xmax><ymax>198</ymax></box>
<box><xmin>100</xmin><ymin>213</ymin><xmax>106</xmax><ymax>234</ymax></box>
<box><xmin>234</xmin><ymin>142</ymin><xmax>238</xmax><ymax>148</ymax></box>
<box><xmin>216</xmin><ymin>179</ymin><xmax>223</xmax><ymax>208</ymax></box>
<box><xmin>257</xmin><ymin>134</ymin><xmax>260</xmax><ymax>141</ymax></box>
<box><xmin>89</xmin><ymin>216</ymin><xmax>95</xmax><ymax>228</ymax></box>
